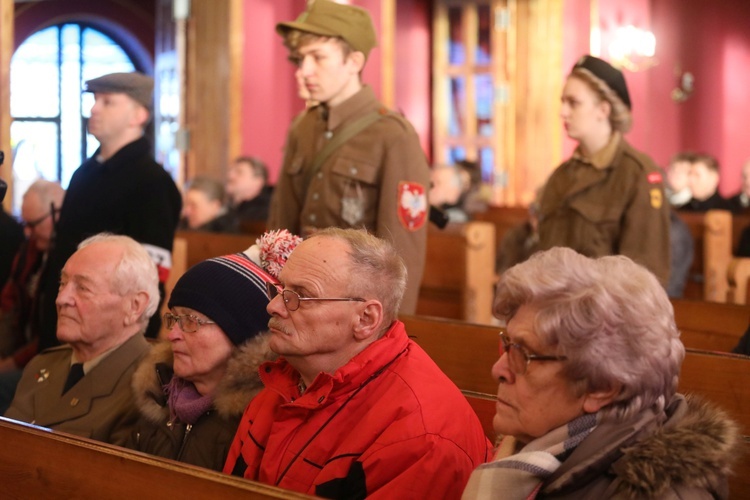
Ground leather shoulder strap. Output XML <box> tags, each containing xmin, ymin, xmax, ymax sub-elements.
<box><xmin>303</xmin><ymin>109</ymin><xmax>384</xmax><ymax>187</ymax></box>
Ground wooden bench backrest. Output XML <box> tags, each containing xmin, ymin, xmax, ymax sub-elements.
<box><xmin>671</xmin><ymin>298</ymin><xmax>748</xmax><ymax>352</ymax></box>
<box><xmin>470</xmin><ymin>207</ymin><xmax>750</xmax><ymax>303</ymax></box>
<box><xmin>0</xmin><ymin>417</ymin><xmax>312</xmax><ymax>499</ymax></box>
<box><xmin>401</xmin><ymin>314</ymin><xmax>750</xmax><ymax>436</ymax></box>
<box><xmin>418</xmin><ymin>221</ymin><xmax>496</xmax><ymax>324</ymax></box>
<box><xmin>471</xmin><ymin>205</ymin><xmax>531</xmax><ymax>252</ymax></box>
<box><xmin>174</xmin><ymin>222</ymin><xmax>497</xmax><ymax>325</ymax></box>
<box><xmin>676</xmin><ymin>210</ymin><xmax>750</xmax><ymax>301</ymax></box>
<box><xmin>175</xmin><ymin>230</ymin><xmax>258</xmax><ymax>269</ymax></box>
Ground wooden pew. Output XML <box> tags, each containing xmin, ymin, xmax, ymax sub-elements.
<box><xmin>471</xmin><ymin>205</ymin><xmax>530</xmax><ymax>253</ymax></box>
<box><xmin>175</xmin><ymin>230</ymin><xmax>258</xmax><ymax>269</ymax></box>
<box><xmin>470</xmin><ymin>206</ymin><xmax>750</xmax><ymax>303</ymax></box>
<box><xmin>402</xmin><ymin>314</ymin><xmax>750</xmax><ymax>434</ymax></box>
<box><xmin>417</xmin><ymin>221</ymin><xmax>496</xmax><ymax>324</ymax></box>
<box><xmin>671</xmin><ymin>298</ymin><xmax>748</xmax><ymax>352</ymax></box>
<box><xmin>160</xmin><ymin>236</ymin><xmax>188</xmax><ymax>328</ymax></box>
<box><xmin>175</xmin><ymin>221</ymin><xmax>497</xmax><ymax>325</ymax></box>
<box><xmin>678</xmin><ymin>210</ymin><xmax>750</xmax><ymax>301</ymax></box>
<box><xmin>0</xmin><ymin>417</ymin><xmax>312</xmax><ymax>499</ymax></box>
<box><xmin>401</xmin><ymin>314</ymin><xmax>750</xmax><ymax>497</ymax></box>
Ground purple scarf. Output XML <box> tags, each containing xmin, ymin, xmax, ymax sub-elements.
<box><xmin>164</xmin><ymin>377</ymin><xmax>214</xmax><ymax>425</ymax></box>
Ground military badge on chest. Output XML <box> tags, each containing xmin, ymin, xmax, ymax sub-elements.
<box><xmin>397</xmin><ymin>181</ymin><xmax>427</xmax><ymax>231</ymax></box>
<box><xmin>341</xmin><ymin>180</ymin><xmax>365</xmax><ymax>226</ymax></box>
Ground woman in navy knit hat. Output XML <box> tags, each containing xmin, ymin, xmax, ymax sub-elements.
<box><xmin>124</xmin><ymin>230</ymin><xmax>301</xmax><ymax>471</ymax></box>
<box><xmin>536</xmin><ymin>55</ymin><xmax>671</xmax><ymax>286</ymax></box>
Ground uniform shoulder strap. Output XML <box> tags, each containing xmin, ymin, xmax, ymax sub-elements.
<box><xmin>303</xmin><ymin>109</ymin><xmax>384</xmax><ymax>187</ymax></box>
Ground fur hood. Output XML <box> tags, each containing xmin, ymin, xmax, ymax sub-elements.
<box><xmin>611</xmin><ymin>395</ymin><xmax>741</xmax><ymax>498</ymax></box>
<box><xmin>544</xmin><ymin>394</ymin><xmax>742</xmax><ymax>499</ymax></box>
<box><xmin>131</xmin><ymin>333</ymin><xmax>276</xmax><ymax>425</ymax></box>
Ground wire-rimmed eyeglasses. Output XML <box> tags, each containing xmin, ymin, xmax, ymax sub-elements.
<box><xmin>265</xmin><ymin>282</ymin><xmax>365</xmax><ymax>312</ymax></box>
<box><xmin>499</xmin><ymin>331</ymin><xmax>567</xmax><ymax>375</ymax></box>
<box><xmin>163</xmin><ymin>312</ymin><xmax>216</xmax><ymax>333</ymax></box>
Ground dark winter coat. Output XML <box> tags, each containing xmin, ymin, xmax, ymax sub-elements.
<box><xmin>126</xmin><ymin>334</ymin><xmax>273</xmax><ymax>471</ymax></box>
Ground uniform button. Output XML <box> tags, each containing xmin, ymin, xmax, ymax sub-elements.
<box><xmin>312</xmin><ymin>192</ymin><xmax>319</xmax><ymax>201</ymax></box>
<box><xmin>317</xmin><ymin>172</ymin><xmax>323</xmax><ymax>179</ymax></box>
<box><xmin>350</xmin><ymin>167</ymin><xmax>357</xmax><ymax>175</ymax></box>
<box><xmin>309</xmin><ymin>214</ymin><xmax>317</xmax><ymax>222</ymax></box>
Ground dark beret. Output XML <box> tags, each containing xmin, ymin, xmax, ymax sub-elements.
<box><xmin>573</xmin><ymin>55</ymin><xmax>631</xmax><ymax>110</ymax></box>
<box><xmin>84</xmin><ymin>72</ymin><xmax>154</xmax><ymax>109</ymax></box>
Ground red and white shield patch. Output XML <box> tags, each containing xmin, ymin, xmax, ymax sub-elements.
<box><xmin>397</xmin><ymin>181</ymin><xmax>427</xmax><ymax>231</ymax></box>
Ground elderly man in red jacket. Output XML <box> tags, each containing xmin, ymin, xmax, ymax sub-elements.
<box><xmin>223</xmin><ymin>228</ymin><xmax>491</xmax><ymax>499</ymax></box>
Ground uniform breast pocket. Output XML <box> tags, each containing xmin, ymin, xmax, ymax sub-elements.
<box><xmin>329</xmin><ymin>158</ymin><xmax>380</xmax><ymax>227</ymax></box>
<box><xmin>568</xmin><ymin>196</ymin><xmax>623</xmax><ymax>224</ymax></box>
<box><xmin>567</xmin><ymin>196</ymin><xmax>623</xmax><ymax>251</ymax></box>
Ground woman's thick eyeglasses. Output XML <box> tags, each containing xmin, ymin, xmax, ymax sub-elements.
<box><xmin>163</xmin><ymin>312</ymin><xmax>216</xmax><ymax>333</ymax></box>
<box><xmin>499</xmin><ymin>331</ymin><xmax>567</xmax><ymax>375</ymax></box>
<box><xmin>265</xmin><ymin>282</ymin><xmax>365</xmax><ymax>312</ymax></box>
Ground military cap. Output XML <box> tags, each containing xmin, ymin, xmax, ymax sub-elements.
<box><xmin>276</xmin><ymin>0</ymin><xmax>377</xmax><ymax>59</ymax></box>
<box><xmin>84</xmin><ymin>72</ymin><xmax>154</xmax><ymax>109</ymax></box>
<box><xmin>573</xmin><ymin>55</ymin><xmax>632</xmax><ymax>110</ymax></box>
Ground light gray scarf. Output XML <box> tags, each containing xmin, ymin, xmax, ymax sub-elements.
<box><xmin>462</xmin><ymin>412</ymin><xmax>599</xmax><ymax>499</ymax></box>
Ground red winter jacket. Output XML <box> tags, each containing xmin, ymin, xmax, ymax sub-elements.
<box><xmin>223</xmin><ymin>321</ymin><xmax>491</xmax><ymax>499</ymax></box>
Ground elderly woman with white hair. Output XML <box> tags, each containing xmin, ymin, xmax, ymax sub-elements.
<box><xmin>537</xmin><ymin>55</ymin><xmax>670</xmax><ymax>286</ymax></box>
<box><xmin>463</xmin><ymin>247</ymin><xmax>740</xmax><ymax>499</ymax></box>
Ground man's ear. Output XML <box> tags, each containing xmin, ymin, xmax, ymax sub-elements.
<box><xmin>347</xmin><ymin>51</ymin><xmax>366</xmax><ymax>75</ymax></box>
<box><xmin>123</xmin><ymin>291</ymin><xmax>149</xmax><ymax>327</ymax></box>
<box><xmin>352</xmin><ymin>300</ymin><xmax>383</xmax><ymax>341</ymax></box>
<box><xmin>131</xmin><ymin>104</ymin><xmax>150</xmax><ymax>129</ymax></box>
<box><xmin>582</xmin><ymin>383</ymin><xmax>621</xmax><ymax>413</ymax></box>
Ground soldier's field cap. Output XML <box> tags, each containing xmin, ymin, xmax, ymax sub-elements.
<box><xmin>84</xmin><ymin>72</ymin><xmax>154</xmax><ymax>109</ymax></box>
<box><xmin>573</xmin><ymin>55</ymin><xmax>631</xmax><ymax>110</ymax></box>
<box><xmin>276</xmin><ymin>0</ymin><xmax>377</xmax><ymax>59</ymax></box>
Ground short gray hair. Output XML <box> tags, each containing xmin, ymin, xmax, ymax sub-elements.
<box><xmin>494</xmin><ymin>247</ymin><xmax>684</xmax><ymax>421</ymax></box>
<box><xmin>308</xmin><ymin>228</ymin><xmax>407</xmax><ymax>327</ymax></box>
<box><xmin>78</xmin><ymin>233</ymin><xmax>160</xmax><ymax>329</ymax></box>
<box><xmin>23</xmin><ymin>179</ymin><xmax>65</xmax><ymax>211</ymax></box>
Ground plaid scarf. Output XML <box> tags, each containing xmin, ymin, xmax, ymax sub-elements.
<box><xmin>462</xmin><ymin>412</ymin><xmax>599</xmax><ymax>500</ymax></box>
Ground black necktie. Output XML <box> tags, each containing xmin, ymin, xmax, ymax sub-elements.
<box><xmin>62</xmin><ymin>363</ymin><xmax>84</xmax><ymax>395</ymax></box>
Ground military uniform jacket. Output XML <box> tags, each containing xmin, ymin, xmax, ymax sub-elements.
<box><xmin>4</xmin><ymin>333</ymin><xmax>151</xmax><ymax>446</ymax></box>
<box><xmin>538</xmin><ymin>136</ymin><xmax>670</xmax><ymax>285</ymax></box>
<box><xmin>268</xmin><ymin>86</ymin><xmax>430</xmax><ymax>314</ymax></box>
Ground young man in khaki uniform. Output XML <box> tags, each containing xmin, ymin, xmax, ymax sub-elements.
<box><xmin>269</xmin><ymin>0</ymin><xmax>430</xmax><ymax>314</ymax></box>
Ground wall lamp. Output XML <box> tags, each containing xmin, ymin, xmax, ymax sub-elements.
<box><xmin>608</xmin><ymin>25</ymin><xmax>657</xmax><ymax>72</ymax></box>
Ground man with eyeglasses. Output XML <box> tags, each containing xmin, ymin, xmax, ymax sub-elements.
<box><xmin>5</xmin><ymin>233</ymin><xmax>156</xmax><ymax>446</ymax></box>
<box><xmin>224</xmin><ymin>227</ymin><xmax>490</xmax><ymax>498</ymax></box>
<box><xmin>0</xmin><ymin>180</ymin><xmax>65</xmax><ymax>414</ymax></box>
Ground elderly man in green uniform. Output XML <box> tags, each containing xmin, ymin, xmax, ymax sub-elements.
<box><xmin>269</xmin><ymin>0</ymin><xmax>430</xmax><ymax>314</ymax></box>
<box><xmin>5</xmin><ymin>234</ymin><xmax>157</xmax><ymax>446</ymax></box>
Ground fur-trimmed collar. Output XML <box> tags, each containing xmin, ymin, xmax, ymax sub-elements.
<box><xmin>131</xmin><ymin>333</ymin><xmax>276</xmax><ymax>425</ymax></box>
<box><xmin>545</xmin><ymin>394</ymin><xmax>741</xmax><ymax>499</ymax></box>
<box><xmin>612</xmin><ymin>395</ymin><xmax>740</xmax><ymax>498</ymax></box>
